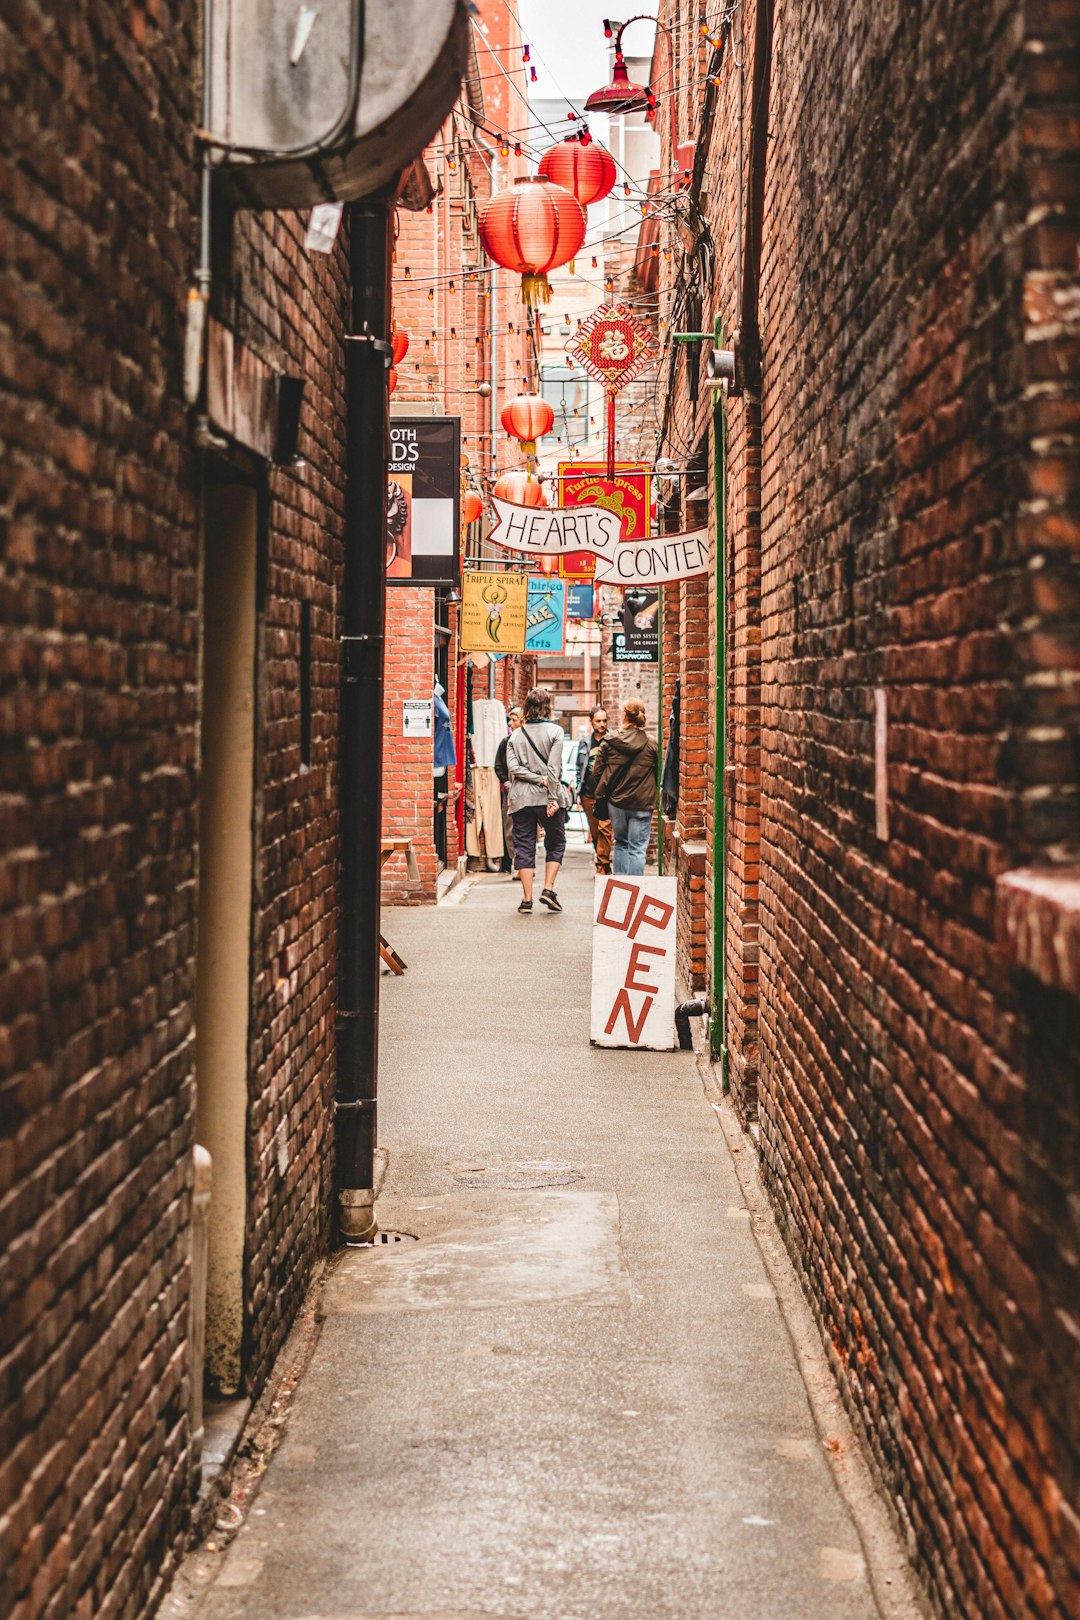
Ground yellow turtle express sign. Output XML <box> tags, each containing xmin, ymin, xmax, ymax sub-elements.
<box><xmin>459</xmin><ymin>571</ymin><xmax>528</xmax><ymax>653</ymax></box>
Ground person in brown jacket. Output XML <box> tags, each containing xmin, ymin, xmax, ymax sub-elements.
<box><xmin>592</xmin><ymin>700</ymin><xmax>658</xmax><ymax>876</ymax></box>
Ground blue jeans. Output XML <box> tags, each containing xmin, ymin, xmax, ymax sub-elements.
<box><xmin>610</xmin><ymin>806</ymin><xmax>652</xmax><ymax>875</ymax></box>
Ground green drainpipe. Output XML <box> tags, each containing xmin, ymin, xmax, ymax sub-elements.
<box><xmin>710</xmin><ymin>333</ymin><xmax>728</xmax><ymax>1083</ymax></box>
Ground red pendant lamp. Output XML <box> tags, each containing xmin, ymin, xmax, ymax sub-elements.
<box><xmin>479</xmin><ymin>176</ymin><xmax>586</xmax><ymax>307</ymax></box>
<box><xmin>391</xmin><ymin>325</ymin><xmax>410</xmax><ymax>366</ymax></box>
<box><xmin>461</xmin><ymin>489</ymin><xmax>484</xmax><ymax>525</ymax></box>
<box><xmin>493</xmin><ymin>471</ymin><xmax>547</xmax><ymax>507</ymax></box>
<box><xmin>537</xmin><ymin>138</ymin><xmax>617</xmax><ymax>206</ymax></box>
<box><xmin>501</xmin><ymin>393</ymin><xmax>555</xmax><ymax>456</ymax></box>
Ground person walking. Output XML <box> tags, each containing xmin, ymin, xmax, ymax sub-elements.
<box><xmin>494</xmin><ymin>705</ymin><xmax>523</xmax><ymax>875</ymax></box>
<box><xmin>575</xmin><ymin>705</ymin><xmax>613</xmax><ymax>875</ymax></box>
<box><xmin>592</xmin><ymin>700</ymin><xmax>658</xmax><ymax>876</ymax></box>
<box><xmin>506</xmin><ymin>688</ymin><xmax>568</xmax><ymax>914</ymax></box>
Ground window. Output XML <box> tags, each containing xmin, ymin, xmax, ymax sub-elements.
<box><xmin>540</xmin><ymin>366</ymin><xmax>590</xmax><ymax>445</ymax></box>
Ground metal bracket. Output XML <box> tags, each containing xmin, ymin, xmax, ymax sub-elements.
<box><xmin>334</xmin><ymin>1096</ymin><xmax>375</xmax><ymax>1113</ymax></box>
<box><xmin>344</xmin><ymin>331</ymin><xmax>393</xmax><ymax>367</ymax></box>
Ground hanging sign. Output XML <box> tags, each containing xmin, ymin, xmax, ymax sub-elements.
<box><xmin>594</xmin><ymin>530</ymin><xmax>709</xmax><ymax>586</ymax></box>
<box><xmin>557</xmin><ymin>461</ymin><xmax>651</xmax><ymax>579</ymax></box>
<box><xmin>571</xmin><ymin>304</ymin><xmax>656</xmax><ymax>394</ymax></box>
<box><xmin>612</xmin><ymin>629</ymin><xmax>658</xmax><ymax>663</ymax></box>
<box><xmin>567</xmin><ymin>582</ymin><xmax>595</xmax><ymax>619</ymax></box>
<box><xmin>591</xmin><ymin>876</ymin><xmax>677</xmax><ymax>1050</ymax></box>
<box><xmin>459</xmin><ymin>571</ymin><xmax>528</xmax><ymax>653</ymax></box>
<box><xmin>387</xmin><ymin>416</ymin><xmax>461</xmax><ymax>585</ymax></box>
<box><xmin>525</xmin><ymin>577</ymin><xmax>566</xmax><ymax>654</ymax></box>
<box><xmin>488</xmin><ymin>497</ymin><xmax>709</xmax><ymax>586</ymax></box>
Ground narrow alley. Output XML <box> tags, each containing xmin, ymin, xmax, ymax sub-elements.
<box><xmin>167</xmin><ymin>845</ymin><xmax>914</xmax><ymax>1620</ymax></box>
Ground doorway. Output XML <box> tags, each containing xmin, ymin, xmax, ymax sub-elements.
<box><xmin>195</xmin><ymin>479</ymin><xmax>258</xmax><ymax>1396</ymax></box>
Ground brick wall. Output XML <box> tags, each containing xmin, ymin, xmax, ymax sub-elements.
<box><xmin>649</xmin><ymin>0</ymin><xmax>1080</xmax><ymax>1613</ymax></box>
<box><xmin>0</xmin><ymin>2</ymin><xmax>349</xmax><ymax>1614</ymax></box>
<box><xmin>382</xmin><ymin>587</ymin><xmax>444</xmax><ymax>904</ymax></box>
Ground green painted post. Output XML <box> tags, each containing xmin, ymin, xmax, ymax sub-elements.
<box><xmin>710</xmin><ymin>332</ymin><xmax>728</xmax><ymax>1081</ymax></box>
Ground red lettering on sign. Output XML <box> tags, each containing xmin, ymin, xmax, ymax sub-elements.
<box><xmin>625</xmin><ymin>942</ymin><xmax>665</xmax><ymax>993</ymax></box>
<box><xmin>596</xmin><ymin>879</ymin><xmax>639</xmax><ymax>931</ymax></box>
<box><xmin>604</xmin><ymin>989</ymin><xmax>654</xmax><ymax>1043</ymax></box>
<box><xmin>628</xmin><ymin>895</ymin><xmax>674</xmax><ymax>940</ymax></box>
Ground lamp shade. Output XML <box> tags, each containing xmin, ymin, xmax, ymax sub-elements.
<box><xmin>493</xmin><ymin>471</ymin><xmax>547</xmax><ymax>507</ymax></box>
<box><xmin>584</xmin><ymin>53</ymin><xmax>653</xmax><ymax>116</ymax></box>
<box><xmin>478</xmin><ymin>177</ymin><xmax>587</xmax><ymax>306</ymax></box>
<box><xmin>537</xmin><ymin>138</ymin><xmax>617</xmax><ymax>206</ymax></box>
<box><xmin>461</xmin><ymin>489</ymin><xmax>484</xmax><ymax>525</ymax></box>
<box><xmin>501</xmin><ymin>393</ymin><xmax>555</xmax><ymax>455</ymax></box>
<box><xmin>391</xmin><ymin>325</ymin><xmax>410</xmax><ymax>365</ymax></box>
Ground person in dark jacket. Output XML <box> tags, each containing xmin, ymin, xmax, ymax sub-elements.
<box><xmin>592</xmin><ymin>701</ymin><xmax>658</xmax><ymax>876</ymax></box>
<box><xmin>574</xmin><ymin>705</ymin><xmax>613</xmax><ymax>875</ymax></box>
<box><xmin>494</xmin><ymin>706</ymin><xmax>522</xmax><ymax>874</ymax></box>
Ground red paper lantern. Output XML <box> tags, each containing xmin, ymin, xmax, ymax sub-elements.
<box><xmin>461</xmin><ymin>489</ymin><xmax>484</xmax><ymax>525</ymax></box>
<box><xmin>479</xmin><ymin>177</ymin><xmax>586</xmax><ymax>307</ymax></box>
<box><xmin>493</xmin><ymin>471</ymin><xmax>547</xmax><ymax>507</ymax></box>
<box><xmin>388</xmin><ymin>367</ymin><xmax>398</xmax><ymax>395</ymax></box>
<box><xmin>537</xmin><ymin>138</ymin><xmax>617</xmax><ymax>206</ymax></box>
<box><xmin>501</xmin><ymin>393</ymin><xmax>555</xmax><ymax>455</ymax></box>
<box><xmin>391</xmin><ymin>326</ymin><xmax>410</xmax><ymax>365</ymax></box>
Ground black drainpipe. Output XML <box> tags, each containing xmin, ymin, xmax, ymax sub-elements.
<box><xmin>336</xmin><ymin>199</ymin><xmax>393</xmax><ymax>1243</ymax></box>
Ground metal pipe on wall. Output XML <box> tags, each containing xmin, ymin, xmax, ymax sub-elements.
<box><xmin>336</xmin><ymin>199</ymin><xmax>394</xmax><ymax>1243</ymax></box>
<box><xmin>710</xmin><ymin>373</ymin><xmax>728</xmax><ymax>1078</ymax></box>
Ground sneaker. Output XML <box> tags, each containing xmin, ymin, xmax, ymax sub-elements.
<box><xmin>539</xmin><ymin>888</ymin><xmax>562</xmax><ymax>913</ymax></box>
<box><xmin>517</xmin><ymin>898</ymin><xmax>533</xmax><ymax>914</ymax></box>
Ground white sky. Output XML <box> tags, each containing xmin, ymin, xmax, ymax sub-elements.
<box><xmin>517</xmin><ymin>2</ymin><xmax>655</xmax><ymax>104</ymax></box>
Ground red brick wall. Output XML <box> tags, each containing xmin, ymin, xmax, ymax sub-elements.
<box><xmin>382</xmin><ymin>588</ymin><xmax>444</xmax><ymax>904</ymax></box>
<box><xmin>0</xmin><ymin>3</ymin><xmax>348</xmax><ymax>1614</ymax></box>
<box><xmin>649</xmin><ymin>0</ymin><xmax>1080</xmax><ymax>1613</ymax></box>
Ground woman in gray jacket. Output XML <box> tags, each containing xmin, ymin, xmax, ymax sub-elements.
<box><xmin>506</xmin><ymin>687</ymin><xmax>567</xmax><ymax>914</ymax></box>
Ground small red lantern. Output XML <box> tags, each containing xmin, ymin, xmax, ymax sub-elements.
<box><xmin>461</xmin><ymin>489</ymin><xmax>484</xmax><ymax>525</ymax></box>
<box><xmin>479</xmin><ymin>177</ymin><xmax>586</xmax><ymax>307</ymax></box>
<box><xmin>388</xmin><ymin>367</ymin><xmax>398</xmax><ymax>395</ymax></box>
<box><xmin>537</xmin><ymin>138</ymin><xmax>617</xmax><ymax>207</ymax></box>
<box><xmin>391</xmin><ymin>326</ymin><xmax>410</xmax><ymax>366</ymax></box>
<box><xmin>501</xmin><ymin>393</ymin><xmax>555</xmax><ymax>456</ymax></box>
<box><xmin>493</xmin><ymin>471</ymin><xmax>547</xmax><ymax>507</ymax></box>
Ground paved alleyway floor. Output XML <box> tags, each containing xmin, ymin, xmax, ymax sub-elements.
<box><xmin>175</xmin><ymin>845</ymin><xmax>919</xmax><ymax>1620</ymax></box>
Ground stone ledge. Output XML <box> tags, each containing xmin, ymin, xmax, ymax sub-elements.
<box><xmin>996</xmin><ymin>866</ymin><xmax>1080</xmax><ymax>996</ymax></box>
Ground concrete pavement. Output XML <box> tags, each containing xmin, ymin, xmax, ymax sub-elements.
<box><xmin>178</xmin><ymin>843</ymin><xmax>909</xmax><ymax>1620</ymax></box>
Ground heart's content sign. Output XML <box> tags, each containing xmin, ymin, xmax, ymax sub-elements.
<box><xmin>488</xmin><ymin>497</ymin><xmax>709</xmax><ymax>587</ymax></box>
<box><xmin>590</xmin><ymin>877</ymin><xmax>677</xmax><ymax>1050</ymax></box>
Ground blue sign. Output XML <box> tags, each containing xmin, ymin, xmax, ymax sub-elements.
<box><xmin>567</xmin><ymin>581</ymin><xmax>595</xmax><ymax>620</ymax></box>
<box><xmin>525</xmin><ymin>577</ymin><xmax>566</xmax><ymax>654</ymax></box>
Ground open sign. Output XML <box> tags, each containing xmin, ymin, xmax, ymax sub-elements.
<box><xmin>590</xmin><ymin>876</ymin><xmax>677</xmax><ymax>1050</ymax></box>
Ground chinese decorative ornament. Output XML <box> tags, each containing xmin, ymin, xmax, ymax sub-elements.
<box><xmin>461</xmin><ymin>489</ymin><xmax>484</xmax><ymax>525</ymax></box>
<box><xmin>537</xmin><ymin>138</ymin><xmax>617</xmax><ymax>206</ymax></box>
<box><xmin>493</xmin><ymin>471</ymin><xmax>547</xmax><ymax>507</ymax></box>
<box><xmin>501</xmin><ymin>393</ymin><xmax>555</xmax><ymax>456</ymax></box>
<box><xmin>478</xmin><ymin>176</ymin><xmax>586</xmax><ymax>307</ymax></box>
<box><xmin>391</xmin><ymin>325</ymin><xmax>410</xmax><ymax>365</ymax></box>
<box><xmin>388</xmin><ymin>367</ymin><xmax>398</xmax><ymax>395</ymax></box>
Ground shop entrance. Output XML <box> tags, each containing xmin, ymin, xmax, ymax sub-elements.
<box><xmin>194</xmin><ymin>477</ymin><xmax>258</xmax><ymax>1395</ymax></box>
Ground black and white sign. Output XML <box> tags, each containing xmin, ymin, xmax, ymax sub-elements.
<box><xmin>612</xmin><ymin>629</ymin><xmax>658</xmax><ymax>663</ymax></box>
<box><xmin>402</xmin><ymin>699</ymin><xmax>433</xmax><ymax>738</ymax></box>
<box><xmin>387</xmin><ymin>416</ymin><xmax>461</xmax><ymax>586</ymax></box>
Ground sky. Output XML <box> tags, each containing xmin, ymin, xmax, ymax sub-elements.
<box><xmin>517</xmin><ymin>1</ymin><xmax>656</xmax><ymax>105</ymax></box>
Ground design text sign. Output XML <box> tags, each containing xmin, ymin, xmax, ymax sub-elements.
<box><xmin>590</xmin><ymin>876</ymin><xmax>677</xmax><ymax>1050</ymax></box>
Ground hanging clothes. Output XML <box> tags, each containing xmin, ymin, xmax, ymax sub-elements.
<box><xmin>470</xmin><ymin>698</ymin><xmax>507</xmax><ymax>768</ymax></box>
<box><xmin>464</xmin><ymin>765</ymin><xmax>504</xmax><ymax>859</ymax></box>
<box><xmin>433</xmin><ymin>683</ymin><xmax>456</xmax><ymax>775</ymax></box>
<box><xmin>661</xmin><ymin>678</ymin><xmax>681</xmax><ymax>818</ymax></box>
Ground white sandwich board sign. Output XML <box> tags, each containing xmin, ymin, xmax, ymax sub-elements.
<box><xmin>590</xmin><ymin>876</ymin><xmax>677</xmax><ymax>1050</ymax></box>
